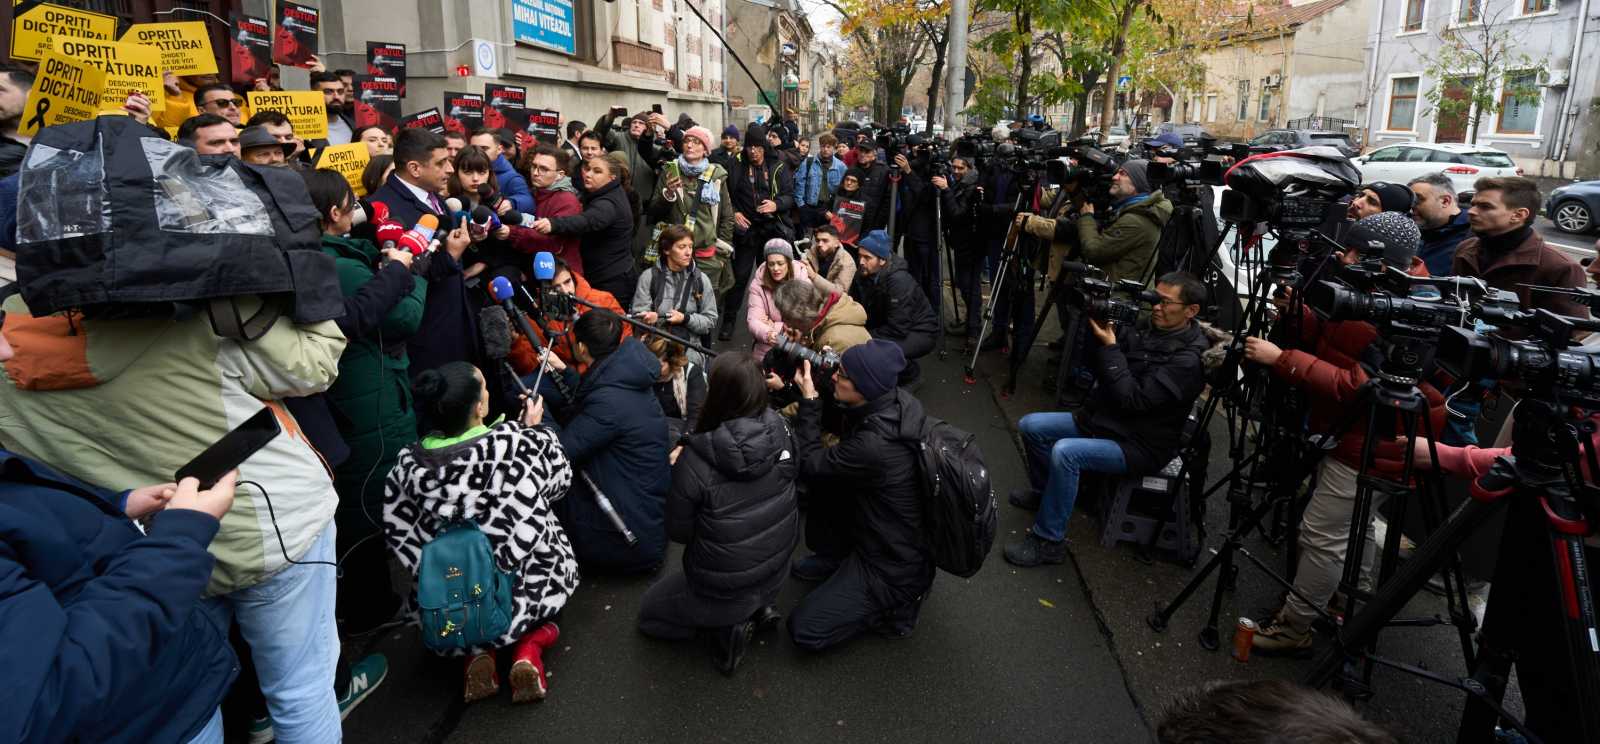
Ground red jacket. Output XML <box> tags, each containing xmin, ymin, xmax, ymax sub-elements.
<box><xmin>1271</xmin><ymin>257</ymin><xmax>1447</xmax><ymax>475</ymax></box>
<box><xmin>507</xmin><ymin>271</ymin><xmax>628</xmax><ymax>376</ymax></box>
<box><xmin>508</xmin><ymin>185</ymin><xmax>584</xmax><ymax>275</ymax></box>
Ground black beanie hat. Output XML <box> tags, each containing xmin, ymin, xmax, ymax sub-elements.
<box><xmin>1343</xmin><ymin>211</ymin><xmax>1421</xmax><ymax>267</ymax></box>
<box><xmin>1363</xmin><ymin>181</ymin><xmax>1416</xmax><ymax>214</ymax></box>
<box><xmin>744</xmin><ymin>124</ymin><xmax>769</xmax><ymax>148</ymax></box>
<box><xmin>840</xmin><ymin>339</ymin><xmax>906</xmax><ymax>401</ymax></box>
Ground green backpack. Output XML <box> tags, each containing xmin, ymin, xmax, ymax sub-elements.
<box><xmin>416</xmin><ymin>521</ymin><xmax>516</xmax><ymax>653</ymax></box>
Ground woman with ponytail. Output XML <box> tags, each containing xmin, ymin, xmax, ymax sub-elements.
<box><xmin>383</xmin><ymin>362</ymin><xmax>578</xmax><ymax>705</ymax></box>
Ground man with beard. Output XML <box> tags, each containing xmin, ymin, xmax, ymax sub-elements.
<box><xmin>0</xmin><ymin>64</ymin><xmax>32</xmax><ymax>178</ymax></box>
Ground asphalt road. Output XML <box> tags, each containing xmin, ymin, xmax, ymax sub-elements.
<box><xmin>337</xmin><ymin>327</ymin><xmax>1151</xmax><ymax>743</ymax></box>
<box><xmin>1535</xmin><ymin>215</ymin><xmax>1598</xmax><ymax>263</ymax></box>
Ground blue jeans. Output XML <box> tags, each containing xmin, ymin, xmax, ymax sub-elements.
<box><xmin>201</xmin><ymin>524</ymin><xmax>341</xmax><ymax>744</ymax></box>
<box><xmin>184</xmin><ymin>709</ymin><xmax>223</xmax><ymax>744</ymax></box>
<box><xmin>1019</xmin><ymin>412</ymin><xmax>1127</xmax><ymax>542</ymax></box>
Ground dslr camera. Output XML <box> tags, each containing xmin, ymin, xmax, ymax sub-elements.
<box><xmin>763</xmin><ymin>336</ymin><xmax>842</xmax><ymax>382</ymax></box>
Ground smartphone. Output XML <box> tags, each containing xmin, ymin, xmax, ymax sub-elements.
<box><xmin>175</xmin><ymin>408</ymin><xmax>282</xmax><ymax>489</ymax></box>
<box><xmin>651</xmin><ymin>103</ymin><xmax>663</xmax><ymax>115</ymax></box>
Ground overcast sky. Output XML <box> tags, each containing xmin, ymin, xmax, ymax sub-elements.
<box><xmin>793</xmin><ymin>0</ymin><xmax>844</xmax><ymax>45</ymax></box>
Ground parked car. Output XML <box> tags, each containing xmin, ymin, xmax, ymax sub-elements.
<box><xmin>1087</xmin><ymin>125</ymin><xmax>1130</xmax><ymax>148</ymax></box>
<box><xmin>1155</xmin><ymin>122</ymin><xmax>1209</xmax><ymax>146</ymax></box>
<box><xmin>1544</xmin><ymin>180</ymin><xmax>1600</xmax><ymax>234</ymax></box>
<box><xmin>1248</xmin><ymin>129</ymin><xmax>1360</xmax><ymax>158</ymax></box>
<box><xmin>1353</xmin><ymin>142</ymin><xmax>1522</xmax><ymax>197</ymax></box>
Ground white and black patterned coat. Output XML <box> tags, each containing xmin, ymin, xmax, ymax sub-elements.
<box><xmin>383</xmin><ymin>422</ymin><xmax>579</xmax><ymax>653</ymax></box>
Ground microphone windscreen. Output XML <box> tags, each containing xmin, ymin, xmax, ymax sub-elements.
<box><xmin>479</xmin><ymin>306</ymin><xmax>513</xmax><ymax>360</ymax></box>
<box><xmin>500</xmin><ymin>210</ymin><xmax>524</xmax><ymax>226</ymax></box>
<box><xmin>397</xmin><ymin>230</ymin><xmax>429</xmax><ymax>256</ymax></box>
<box><xmin>477</xmin><ymin>183</ymin><xmax>495</xmax><ymax>201</ymax></box>
<box><xmin>489</xmin><ymin>275</ymin><xmax>516</xmax><ymax>303</ymax></box>
<box><xmin>445</xmin><ymin>197</ymin><xmax>463</xmax><ymax>214</ymax></box>
<box><xmin>414</xmin><ymin>213</ymin><xmax>440</xmax><ymax>241</ymax></box>
<box><xmin>534</xmin><ymin>252</ymin><xmax>556</xmax><ymax>281</ymax></box>
<box><xmin>374</xmin><ymin>221</ymin><xmax>405</xmax><ymax>249</ymax></box>
<box><xmin>368</xmin><ymin>200</ymin><xmax>390</xmax><ymax>224</ymax></box>
<box><xmin>472</xmin><ymin>204</ymin><xmax>495</xmax><ymax>224</ymax></box>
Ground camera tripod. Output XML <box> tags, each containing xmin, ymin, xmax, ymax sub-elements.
<box><xmin>1304</xmin><ymin>397</ymin><xmax>1600</xmax><ymax>744</ymax></box>
<box><xmin>965</xmin><ymin>169</ymin><xmax>1043</xmax><ymax>384</ymax></box>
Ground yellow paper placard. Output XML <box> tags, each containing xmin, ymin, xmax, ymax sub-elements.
<box><xmin>122</xmin><ymin>21</ymin><xmax>219</xmax><ymax>76</ymax></box>
<box><xmin>52</xmin><ymin>38</ymin><xmax>166</xmax><ymax>113</ymax></box>
<box><xmin>10</xmin><ymin>0</ymin><xmax>117</xmax><ymax>62</ymax></box>
<box><xmin>313</xmin><ymin>143</ymin><xmax>372</xmax><ymax>196</ymax></box>
<box><xmin>19</xmin><ymin>51</ymin><xmax>107</xmax><ymax>137</ymax></box>
<box><xmin>247</xmin><ymin>90</ymin><xmax>329</xmax><ymax>141</ymax></box>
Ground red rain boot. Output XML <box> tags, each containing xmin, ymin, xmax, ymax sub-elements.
<box><xmin>462</xmin><ymin>652</ymin><xmax>498</xmax><ymax>704</ymax></box>
<box><xmin>509</xmin><ymin>625</ymin><xmax>555</xmax><ymax>703</ymax></box>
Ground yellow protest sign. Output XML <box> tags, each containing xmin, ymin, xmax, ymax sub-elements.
<box><xmin>313</xmin><ymin>143</ymin><xmax>372</xmax><ymax>196</ymax></box>
<box><xmin>52</xmin><ymin>38</ymin><xmax>166</xmax><ymax>113</ymax></box>
<box><xmin>247</xmin><ymin>91</ymin><xmax>328</xmax><ymax>141</ymax></box>
<box><xmin>19</xmin><ymin>51</ymin><xmax>106</xmax><ymax>137</ymax></box>
<box><xmin>10</xmin><ymin>0</ymin><xmax>117</xmax><ymax>62</ymax></box>
<box><xmin>122</xmin><ymin>21</ymin><xmax>218</xmax><ymax>76</ymax></box>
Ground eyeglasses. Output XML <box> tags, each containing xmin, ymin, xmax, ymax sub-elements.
<box><xmin>207</xmin><ymin>97</ymin><xmax>244</xmax><ymax>110</ymax></box>
<box><xmin>1154</xmin><ymin>297</ymin><xmax>1191</xmax><ymax>307</ymax></box>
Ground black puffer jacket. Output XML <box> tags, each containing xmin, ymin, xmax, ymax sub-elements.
<box><xmin>851</xmin><ymin>254</ymin><xmax>938</xmax><ymax>357</ymax></box>
<box><xmin>668</xmin><ymin>408</ymin><xmax>800</xmax><ymax>599</ymax></box>
<box><xmin>1077</xmin><ymin>320</ymin><xmax>1209</xmax><ymax>473</ymax></box>
<box><xmin>550</xmin><ymin>178</ymin><xmax>636</xmax><ymax>291</ymax></box>
<box><xmin>795</xmin><ymin>389</ymin><xmax>934</xmax><ymax>600</ymax></box>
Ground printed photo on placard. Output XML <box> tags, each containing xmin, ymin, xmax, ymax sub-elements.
<box><xmin>273</xmin><ymin>1</ymin><xmax>319</xmax><ymax>68</ymax></box>
<box><xmin>231</xmin><ymin>14</ymin><xmax>272</xmax><ymax>86</ymax></box>
<box><xmin>442</xmin><ymin>91</ymin><xmax>483</xmax><ymax>136</ymax></box>
<box><xmin>835</xmin><ymin>199</ymin><xmax>866</xmax><ymax>246</ymax></box>
<box><xmin>352</xmin><ymin>75</ymin><xmax>402</xmax><ymax>132</ymax></box>
<box><xmin>365</xmin><ymin>42</ymin><xmax>406</xmax><ymax>98</ymax></box>
<box><xmin>484</xmin><ymin>83</ymin><xmax>528</xmax><ymax>133</ymax></box>
<box><xmin>401</xmin><ymin>108</ymin><xmax>445</xmax><ymax>135</ymax></box>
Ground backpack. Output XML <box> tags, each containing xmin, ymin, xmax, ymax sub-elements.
<box><xmin>909</xmin><ymin>417</ymin><xmax>997</xmax><ymax>578</ymax></box>
<box><xmin>416</xmin><ymin>521</ymin><xmax>516</xmax><ymax>653</ymax></box>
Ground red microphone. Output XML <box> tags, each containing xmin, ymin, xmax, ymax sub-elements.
<box><xmin>368</xmin><ymin>200</ymin><xmax>391</xmax><ymax>225</ymax></box>
<box><xmin>375</xmin><ymin>220</ymin><xmax>406</xmax><ymax>253</ymax></box>
<box><xmin>396</xmin><ymin>214</ymin><xmax>440</xmax><ymax>256</ymax></box>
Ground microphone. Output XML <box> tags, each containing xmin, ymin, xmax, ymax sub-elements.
<box><xmin>398</xmin><ymin>214</ymin><xmax>440</xmax><ymax>256</ymax></box>
<box><xmin>478</xmin><ymin>183</ymin><xmax>525</xmax><ymax>226</ymax></box>
<box><xmin>471</xmin><ymin>204</ymin><xmax>502</xmax><ymax>232</ymax></box>
<box><xmin>350</xmin><ymin>202</ymin><xmax>369</xmax><ymax>227</ymax></box>
<box><xmin>490</xmin><ymin>276</ymin><xmax>545</xmax><ymax>358</ymax></box>
<box><xmin>367</xmin><ymin>200</ymin><xmax>391</xmax><ymax>225</ymax></box>
<box><xmin>445</xmin><ymin>196</ymin><xmax>472</xmax><ymax>226</ymax></box>
<box><xmin>374</xmin><ymin>220</ymin><xmax>405</xmax><ymax>252</ymax></box>
<box><xmin>534</xmin><ymin>251</ymin><xmax>556</xmax><ymax>282</ymax></box>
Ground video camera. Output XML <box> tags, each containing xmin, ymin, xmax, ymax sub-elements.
<box><xmin>1059</xmin><ymin>262</ymin><xmax>1159</xmax><ymax>325</ymax></box>
<box><xmin>1145</xmin><ymin>137</ymin><xmax>1250</xmax><ymax>188</ymax></box>
<box><xmin>1217</xmin><ymin>146</ymin><xmax>1360</xmax><ymax>238</ymax></box>
<box><xmin>876</xmin><ymin>123</ymin><xmax>914</xmax><ymax>160</ymax></box>
<box><xmin>1307</xmin><ymin>266</ymin><xmax>1516</xmax><ymax>335</ymax></box>
<box><xmin>1058</xmin><ymin>141</ymin><xmax>1124</xmax><ymax>212</ymax></box>
<box><xmin>1439</xmin><ymin>287</ymin><xmax>1600</xmax><ymax>408</ymax></box>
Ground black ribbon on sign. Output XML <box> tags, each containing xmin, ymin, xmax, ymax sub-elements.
<box><xmin>14</xmin><ymin>0</ymin><xmax>48</xmax><ymax>20</ymax></box>
<box><xmin>25</xmin><ymin>98</ymin><xmax>50</xmax><ymax>133</ymax></box>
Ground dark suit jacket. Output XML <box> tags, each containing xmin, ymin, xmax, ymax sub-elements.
<box><xmin>371</xmin><ymin>174</ymin><xmax>482</xmax><ymax>382</ymax></box>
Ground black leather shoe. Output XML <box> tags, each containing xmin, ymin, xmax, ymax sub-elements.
<box><xmin>752</xmin><ymin>605</ymin><xmax>782</xmax><ymax>634</ymax></box>
<box><xmin>1003</xmin><ymin>532</ymin><xmax>1067</xmax><ymax>568</ymax></box>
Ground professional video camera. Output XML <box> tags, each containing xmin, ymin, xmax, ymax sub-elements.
<box><xmin>1306</xmin><ymin>265</ymin><xmax>1515</xmax><ymax>333</ymax></box>
<box><xmin>1439</xmin><ymin>288</ymin><xmax>1600</xmax><ymax>409</ymax></box>
<box><xmin>1059</xmin><ymin>262</ymin><xmax>1159</xmax><ymax>325</ymax></box>
<box><xmin>1145</xmin><ymin>137</ymin><xmax>1251</xmax><ymax>188</ymax></box>
<box><xmin>1057</xmin><ymin>141</ymin><xmax>1124</xmax><ymax>210</ymax></box>
<box><xmin>876</xmin><ymin>123</ymin><xmax>913</xmax><ymax>160</ymax></box>
<box><xmin>1217</xmin><ymin>146</ymin><xmax>1359</xmax><ymax>237</ymax></box>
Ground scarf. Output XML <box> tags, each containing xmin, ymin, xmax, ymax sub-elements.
<box><xmin>1474</xmin><ymin>223</ymin><xmax>1533</xmax><ymax>262</ymax></box>
<box><xmin>1110</xmin><ymin>192</ymin><xmax>1151</xmax><ymax>215</ymax></box>
<box><xmin>676</xmin><ymin>155</ymin><xmax>720</xmax><ymax>205</ymax></box>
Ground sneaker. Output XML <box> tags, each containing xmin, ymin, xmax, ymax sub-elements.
<box><xmin>246</xmin><ymin>716</ymin><xmax>274</xmax><ymax>744</ymax></box>
<box><xmin>1008</xmin><ymin>488</ymin><xmax>1041</xmax><ymax>511</ymax></box>
<box><xmin>790</xmin><ymin>554</ymin><xmax>841</xmax><ymax>582</ymax></box>
<box><xmin>1002</xmin><ymin>531</ymin><xmax>1066</xmax><ymax>568</ymax></box>
<box><xmin>1252</xmin><ymin>621</ymin><xmax>1314</xmax><ymax>656</ymax></box>
<box><xmin>713</xmin><ymin>621</ymin><xmax>754</xmax><ymax>676</ymax></box>
<box><xmin>339</xmin><ymin>654</ymin><xmax>388</xmax><ymax>718</ymax></box>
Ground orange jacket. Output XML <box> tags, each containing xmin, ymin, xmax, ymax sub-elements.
<box><xmin>507</xmin><ymin>273</ymin><xmax>629</xmax><ymax>376</ymax></box>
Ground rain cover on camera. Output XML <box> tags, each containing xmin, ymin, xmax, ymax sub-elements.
<box><xmin>1223</xmin><ymin>145</ymin><xmax>1361</xmax><ymax>200</ymax></box>
<box><xmin>15</xmin><ymin>116</ymin><xmax>343</xmax><ymax>327</ymax></box>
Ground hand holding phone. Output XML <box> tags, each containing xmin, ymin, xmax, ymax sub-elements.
<box><xmin>168</xmin><ymin>471</ymin><xmax>239</xmax><ymax>520</ymax></box>
<box><xmin>175</xmin><ymin>408</ymin><xmax>281</xmax><ymax>489</ymax></box>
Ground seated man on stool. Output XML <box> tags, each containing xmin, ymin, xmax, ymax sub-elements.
<box><xmin>1004</xmin><ymin>271</ymin><xmax>1209</xmax><ymax>567</ymax></box>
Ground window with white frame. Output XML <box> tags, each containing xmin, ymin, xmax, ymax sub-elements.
<box><xmin>1458</xmin><ymin>0</ymin><xmax>1481</xmax><ymax>22</ymax></box>
<box><xmin>1206</xmin><ymin>94</ymin><xmax>1218</xmax><ymax>121</ymax></box>
<box><xmin>1387</xmin><ymin>76</ymin><xmax>1420</xmax><ymax>130</ymax></box>
<box><xmin>1237</xmin><ymin>80</ymin><xmax>1251</xmax><ymax>120</ymax></box>
<box><xmin>1259</xmin><ymin>90</ymin><xmax>1273</xmax><ymax>122</ymax></box>
<box><xmin>1522</xmin><ymin>0</ymin><xmax>1551</xmax><ymax>12</ymax></box>
<box><xmin>1497</xmin><ymin>71</ymin><xmax>1541</xmax><ymax>133</ymax></box>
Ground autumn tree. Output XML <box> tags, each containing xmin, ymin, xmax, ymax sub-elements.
<box><xmin>826</xmin><ymin>0</ymin><xmax>946</xmax><ymax>123</ymax></box>
<box><xmin>1415</xmin><ymin>2</ymin><xmax>1542</xmax><ymax>144</ymax></box>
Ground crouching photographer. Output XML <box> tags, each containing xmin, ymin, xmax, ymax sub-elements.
<box><xmin>1004</xmin><ymin>272</ymin><xmax>1210</xmax><ymax>567</ymax></box>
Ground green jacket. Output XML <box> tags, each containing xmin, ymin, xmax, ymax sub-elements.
<box><xmin>1075</xmin><ymin>191</ymin><xmax>1172</xmax><ymax>285</ymax></box>
<box><xmin>319</xmin><ymin>235</ymin><xmax>428</xmax><ymax>495</ymax></box>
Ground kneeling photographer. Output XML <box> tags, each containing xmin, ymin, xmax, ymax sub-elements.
<box><xmin>1239</xmin><ymin>212</ymin><xmax>1448</xmax><ymax>654</ymax></box>
<box><xmin>1004</xmin><ymin>272</ymin><xmax>1210</xmax><ymax>567</ymax></box>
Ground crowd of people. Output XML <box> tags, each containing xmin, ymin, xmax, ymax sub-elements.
<box><xmin>1</xmin><ymin>56</ymin><xmax>1591</xmax><ymax>744</ymax></box>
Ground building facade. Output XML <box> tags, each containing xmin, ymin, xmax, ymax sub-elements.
<box><xmin>1171</xmin><ymin>0</ymin><xmax>1371</xmax><ymax>140</ymax></box>
<box><xmin>723</xmin><ymin>0</ymin><xmax>836</xmax><ymax>131</ymax></box>
<box><xmin>260</xmin><ymin>0</ymin><xmax>729</xmax><ymax>135</ymax></box>
<box><xmin>1360</xmin><ymin>0</ymin><xmax>1598</xmax><ymax>175</ymax></box>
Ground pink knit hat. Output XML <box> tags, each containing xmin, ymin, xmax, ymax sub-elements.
<box><xmin>683</xmin><ymin>125</ymin><xmax>715</xmax><ymax>151</ymax></box>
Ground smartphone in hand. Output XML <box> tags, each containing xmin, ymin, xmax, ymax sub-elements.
<box><xmin>175</xmin><ymin>408</ymin><xmax>281</xmax><ymax>489</ymax></box>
